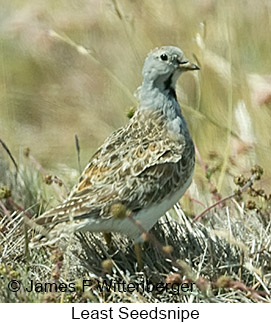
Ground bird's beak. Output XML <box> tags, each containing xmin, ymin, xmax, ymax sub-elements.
<box><xmin>179</xmin><ymin>61</ymin><xmax>200</xmax><ymax>71</ymax></box>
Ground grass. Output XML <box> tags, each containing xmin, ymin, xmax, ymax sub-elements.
<box><xmin>0</xmin><ymin>0</ymin><xmax>271</xmax><ymax>303</ymax></box>
<box><xmin>0</xmin><ymin>153</ymin><xmax>270</xmax><ymax>302</ymax></box>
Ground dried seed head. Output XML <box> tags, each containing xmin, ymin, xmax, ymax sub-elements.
<box><xmin>256</xmin><ymin>188</ymin><xmax>265</xmax><ymax>196</ymax></box>
<box><xmin>43</xmin><ymin>175</ymin><xmax>53</xmax><ymax>185</ymax></box>
<box><xmin>216</xmin><ymin>275</ymin><xmax>231</xmax><ymax>288</ymax></box>
<box><xmin>248</xmin><ymin>188</ymin><xmax>258</xmax><ymax>197</ymax></box>
<box><xmin>162</xmin><ymin>245</ymin><xmax>174</xmax><ymax>255</ymax></box>
<box><xmin>23</xmin><ymin>147</ymin><xmax>30</xmax><ymax>157</ymax></box>
<box><xmin>208</xmin><ymin>151</ymin><xmax>218</xmax><ymax>159</ymax></box>
<box><xmin>53</xmin><ymin>176</ymin><xmax>63</xmax><ymax>187</ymax></box>
<box><xmin>50</xmin><ymin>249</ymin><xmax>64</xmax><ymax>263</ymax></box>
<box><xmin>110</xmin><ymin>203</ymin><xmax>127</xmax><ymax>219</ymax></box>
<box><xmin>251</xmin><ymin>165</ymin><xmax>264</xmax><ymax>180</ymax></box>
<box><xmin>101</xmin><ymin>259</ymin><xmax>114</xmax><ymax>273</ymax></box>
<box><xmin>0</xmin><ymin>186</ymin><xmax>12</xmax><ymax>199</ymax></box>
<box><xmin>245</xmin><ymin>200</ymin><xmax>256</xmax><ymax>210</ymax></box>
<box><xmin>165</xmin><ymin>273</ymin><xmax>182</xmax><ymax>286</ymax></box>
<box><xmin>210</xmin><ymin>188</ymin><xmax>218</xmax><ymax>194</ymax></box>
<box><xmin>234</xmin><ymin>175</ymin><xmax>246</xmax><ymax>186</ymax></box>
<box><xmin>51</xmin><ymin>265</ymin><xmax>61</xmax><ymax>281</ymax></box>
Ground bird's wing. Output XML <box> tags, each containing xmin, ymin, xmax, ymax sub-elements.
<box><xmin>35</xmin><ymin>109</ymin><xmax>189</xmax><ymax>228</ymax></box>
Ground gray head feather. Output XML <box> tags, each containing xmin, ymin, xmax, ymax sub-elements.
<box><xmin>142</xmin><ymin>46</ymin><xmax>186</xmax><ymax>84</ymax></box>
<box><xmin>139</xmin><ymin>46</ymin><xmax>198</xmax><ymax>111</ymax></box>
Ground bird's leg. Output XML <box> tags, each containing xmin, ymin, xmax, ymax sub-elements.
<box><xmin>134</xmin><ymin>242</ymin><xmax>143</xmax><ymax>270</ymax></box>
<box><xmin>103</xmin><ymin>232</ymin><xmax>112</xmax><ymax>245</ymax></box>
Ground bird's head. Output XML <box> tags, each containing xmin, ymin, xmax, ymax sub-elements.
<box><xmin>142</xmin><ymin>46</ymin><xmax>199</xmax><ymax>97</ymax></box>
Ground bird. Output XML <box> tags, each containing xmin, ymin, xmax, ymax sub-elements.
<box><xmin>31</xmin><ymin>46</ymin><xmax>199</xmax><ymax>266</ymax></box>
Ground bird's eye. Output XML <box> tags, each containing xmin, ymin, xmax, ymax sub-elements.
<box><xmin>160</xmin><ymin>53</ymin><xmax>168</xmax><ymax>61</ymax></box>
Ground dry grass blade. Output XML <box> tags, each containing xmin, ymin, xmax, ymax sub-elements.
<box><xmin>0</xmin><ymin>139</ymin><xmax>18</xmax><ymax>172</ymax></box>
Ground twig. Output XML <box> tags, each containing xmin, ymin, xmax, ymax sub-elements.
<box><xmin>0</xmin><ymin>200</ymin><xmax>11</xmax><ymax>216</ymax></box>
<box><xmin>27</xmin><ymin>152</ymin><xmax>69</xmax><ymax>198</ymax></box>
<box><xmin>127</xmin><ymin>213</ymin><xmax>268</xmax><ymax>300</ymax></box>
<box><xmin>195</xmin><ymin>145</ymin><xmax>207</xmax><ymax>173</ymax></box>
<box><xmin>193</xmin><ymin>173</ymin><xmax>258</xmax><ymax>223</ymax></box>
<box><xmin>127</xmin><ymin>213</ymin><xmax>200</xmax><ymax>283</ymax></box>
<box><xmin>0</xmin><ymin>138</ymin><xmax>18</xmax><ymax>172</ymax></box>
<box><xmin>7</xmin><ymin>197</ymin><xmax>32</xmax><ymax>218</ymax></box>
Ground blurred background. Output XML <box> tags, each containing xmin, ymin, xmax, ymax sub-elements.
<box><xmin>0</xmin><ymin>0</ymin><xmax>271</xmax><ymax>199</ymax></box>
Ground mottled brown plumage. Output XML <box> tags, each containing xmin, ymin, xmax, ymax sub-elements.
<box><xmin>32</xmin><ymin>46</ymin><xmax>199</xmax><ymax>243</ymax></box>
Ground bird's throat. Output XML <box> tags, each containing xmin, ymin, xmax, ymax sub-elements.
<box><xmin>139</xmin><ymin>74</ymin><xmax>179</xmax><ymax>113</ymax></box>
<box><xmin>163</xmin><ymin>73</ymin><xmax>177</xmax><ymax>100</ymax></box>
